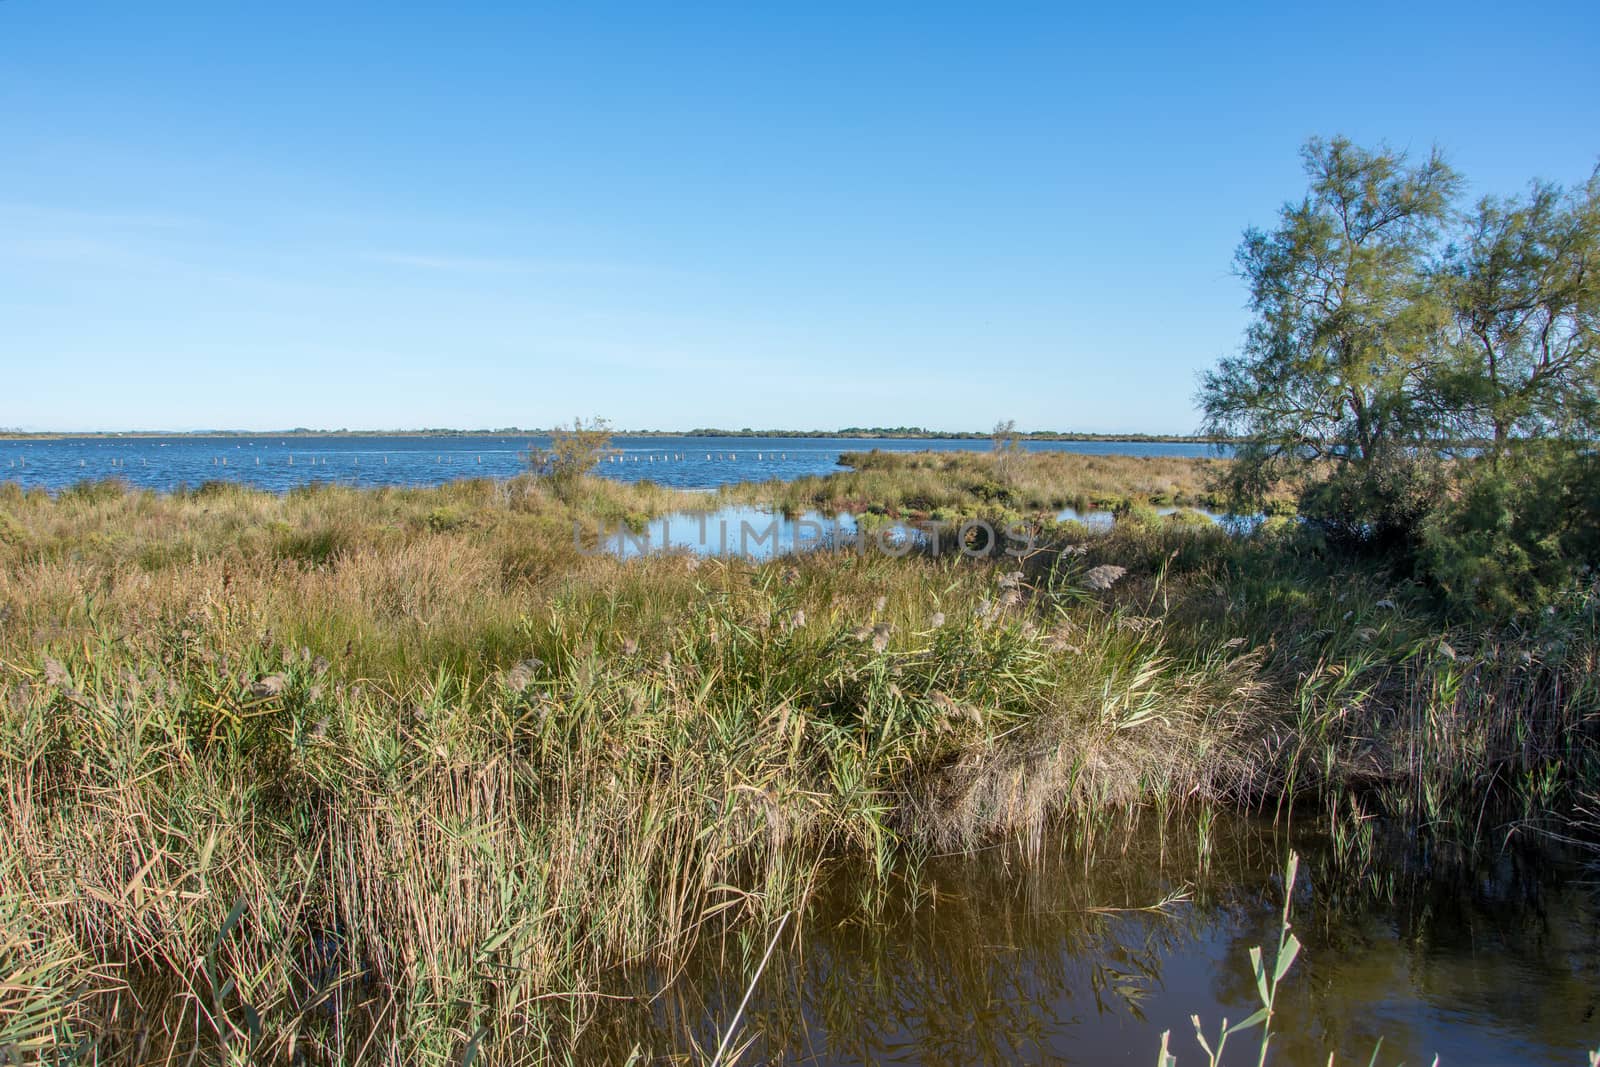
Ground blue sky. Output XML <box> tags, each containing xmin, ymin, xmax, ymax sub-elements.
<box><xmin>3</xmin><ymin>2</ymin><xmax>1597</xmax><ymax>433</ymax></box>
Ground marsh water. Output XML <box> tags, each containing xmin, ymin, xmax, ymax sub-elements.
<box><xmin>580</xmin><ymin>815</ymin><xmax>1599</xmax><ymax>1066</ymax></box>
<box><xmin>590</xmin><ymin>505</ymin><xmax>1244</xmax><ymax>559</ymax></box>
<box><xmin>0</xmin><ymin>434</ymin><xmax>1224</xmax><ymax>493</ymax></box>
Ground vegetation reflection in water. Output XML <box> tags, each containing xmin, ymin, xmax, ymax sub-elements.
<box><xmin>576</xmin><ymin>814</ymin><xmax>1600</xmax><ymax>1067</ymax></box>
<box><xmin>591</xmin><ymin>506</ymin><xmax>1248</xmax><ymax>560</ymax></box>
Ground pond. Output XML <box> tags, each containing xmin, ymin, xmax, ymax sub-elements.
<box><xmin>576</xmin><ymin>814</ymin><xmax>1599</xmax><ymax>1066</ymax></box>
<box><xmin>592</xmin><ymin>506</ymin><xmax>874</xmax><ymax>560</ymax></box>
<box><xmin>591</xmin><ymin>506</ymin><xmax>1255</xmax><ymax>559</ymax></box>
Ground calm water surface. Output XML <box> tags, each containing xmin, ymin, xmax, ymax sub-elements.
<box><xmin>596</xmin><ymin>506</ymin><xmax>871</xmax><ymax>559</ymax></box>
<box><xmin>0</xmin><ymin>435</ymin><xmax>1225</xmax><ymax>493</ymax></box>
<box><xmin>590</xmin><ymin>505</ymin><xmax>1249</xmax><ymax>559</ymax></box>
<box><xmin>580</xmin><ymin>816</ymin><xmax>1599</xmax><ymax>1066</ymax></box>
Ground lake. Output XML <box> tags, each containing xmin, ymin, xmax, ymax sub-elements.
<box><xmin>0</xmin><ymin>434</ymin><xmax>1225</xmax><ymax>493</ymax></box>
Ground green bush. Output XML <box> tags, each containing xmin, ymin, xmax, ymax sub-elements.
<box><xmin>1162</xmin><ymin>508</ymin><xmax>1214</xmax><ymax>530</ymax></box>
<box><xmin>1297</xmin><ymin>455</ymin><xmax>1446</xmax><ymax>551</ymax></box>
<box><xmin>425</xmin><ymin>505</ymin><xmax>469</xmax><ymax>532</ymax></box>
<box><xmin>1115</xmin><ymin>501</ymin><xmax>1160</xmax><ymax>529</ymax></box>
<box><xmin>1421</xmin><ymin>445</ymin><xmax>1600</xmax><ymax>617</ymax></box>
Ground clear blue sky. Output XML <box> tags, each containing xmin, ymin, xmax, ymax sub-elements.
<box><xmin>3</xmin><ymin>2</ymin><xmax>1597</xmax><ymax>433</ymax></box>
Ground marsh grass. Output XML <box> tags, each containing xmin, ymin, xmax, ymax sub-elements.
<box><xmin>719</xmin><ymin>448</ymin><xmax>1263</xmax><ymax>517</ymax></box>
<box><xmin>1</xmin><ymin>467</ymin><xmax>1595</xmax><ymax>1063</ymax></box>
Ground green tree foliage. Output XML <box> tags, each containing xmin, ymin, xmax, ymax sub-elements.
<box><xmin>528</xmin><ymin>417</ymin><xmax>612</xmax><ymax>500</ymax></box>
<box><xmin>1201</xmin><ymin>137</ymin><xmax>1460</xmax><ymax>540</ymax></box>
<box><xmin>1437</xmin><ymin>175</ymin><xmax>1600</xmax><ymax>444</ymax></box>
<box><xmin>1420</xmin><ymin>442</ymin><xmax>1600</xmax><ymax>616</ymax></box>
<box><xmin>1201</xmin><ymin>137</ymin><xmax>1600</xmax><ymax>614</ymax></box>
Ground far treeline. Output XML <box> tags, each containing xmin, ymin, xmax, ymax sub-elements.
<box><xmin>677</xmin><ymin>428</ymin><xmax>1224</xmax><ymax>441</ymax></box>
<box><xmin>1202</xmin><ymin>136</ymin><xmax>1600</xmax><ymax>617</ymax></box>
<box><xmin>0</xmin><ymin>427</ymin><xmax>1227</xmax><ymax>442</ymax></box>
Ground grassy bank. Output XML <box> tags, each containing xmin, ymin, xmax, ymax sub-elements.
<box><xmin>719</xmin><ymin>448</ymin><xmax>1274</xmax><ymax>518</ymax></box>
<box><xmin>1</xmin><ymin>465</ymin><xmax>1595</xmax><ymax>1063</ymax></box>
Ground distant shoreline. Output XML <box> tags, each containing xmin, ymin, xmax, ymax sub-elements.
<box><xmin>1</xmin><ymin>428</ymin><xmax>1229</xmax><ymax>444</ymax></box>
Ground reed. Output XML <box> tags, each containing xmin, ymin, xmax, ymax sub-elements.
<box><xmin>1</xmin><ymin>468</ymin><xmax>1594</xmax><ymax>1063</ymax></box>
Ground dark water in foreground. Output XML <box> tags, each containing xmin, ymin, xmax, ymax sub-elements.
<box><xmin>0</xmin><ymin>435</ymin><xmax>1224</xmax><ymax>493</ymax></box>
<box><xmin>582</xmin><ymin>817</ymin><xmax>1599</xmax><ymax>1066</ymax></box>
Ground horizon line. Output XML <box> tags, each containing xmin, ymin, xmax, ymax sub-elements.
<box><xmin>2</xmin><ymin>426</ymin><xmax>1222</xmax><ymax>441</ymax></box>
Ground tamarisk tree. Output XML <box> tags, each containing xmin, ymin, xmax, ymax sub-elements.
<box><xmin>1437</xmin><ymin>174</ymin><xmax>1600</xmax><ymax>446</ymax></box>
<box><xmin>1200</xmin><ymin>137</ymin><xmax>1461</xmax><ymax>534</ymax></box>
<box><xmin>1201</xmin><ymin>135</ymin><xmax>1600</xmax><ymax>610</ymax></box>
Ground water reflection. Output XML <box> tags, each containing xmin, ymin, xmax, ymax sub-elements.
<box><xmin>598</xmin><ymin>507</ymin><xmax>858</xmax><ymax>559</ymax></box>
<box><xmin>591</xmin><ymin>508</ymin><xmax>931</xmax><ymax>560</ymax></box>
<box><xmin>1055</xmin><ymin>505</ymin><xmax>1265</xmax><ymax>535</ymax></box>
<box><xmin>592</xmin><ymin>506</ymin><xmax>1261</xmax><ymax>559</ymax></box>
<box><xmin>578</xmin><ymin>817</ymin><xmax>1600</xmax><ymax>1065</ymax></box>
<box><xmin>1054</xmin><ymin>505</ymin><xmax>1117</xmax><ymax>528</ymax></box>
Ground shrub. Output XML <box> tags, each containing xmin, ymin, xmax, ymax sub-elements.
<box><xmin>1296</xmin><ymin>454</ymin><xmax>1446</xmax><ymax>551</ymax></box>
<box><xmin>1421</xmin><ymin>444</ymin><xmax>1600</xmax><ymax>617</ymax></box>
<box><xmin>1163</xmin><ymin>508</ymin><xmax>1214</xmax><ymax>530</ymax></box>
<box><xmin>424</xmin><ymin>505</ymin><xmax>469</xmax><ymax>532</ymax></box>
<box><xmin>1115</xmin><ymin>501</ymin><xmax>1161</xmax><ymax>529</ymax></box>
<box><xmin>528</xmin><ymin>417</ymin><xmax>612</xmax><ymax>501</ymax></box>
